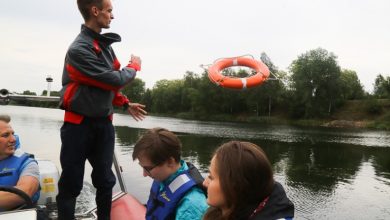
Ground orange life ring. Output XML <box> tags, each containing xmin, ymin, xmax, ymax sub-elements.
<box><xmin>207</xmin><ymin>57</ymin><xmax>270</xmax><ymax>89</ymax></box>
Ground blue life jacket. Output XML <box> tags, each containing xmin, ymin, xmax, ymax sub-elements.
<box><xmin>0</xmin><ymin>150</ymin><xmax>40</xmax><ymax>202</ymax></box>
<box><xmin>146</xmin><ymin>163</ymin><xmax>205</xmax><ymax>220</ymax></box>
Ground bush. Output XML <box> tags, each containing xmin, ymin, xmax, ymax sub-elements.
<box><xmin>365</xmin><ymin>98</ymin><xmax>382</xmax><ymax>114</ymax></box>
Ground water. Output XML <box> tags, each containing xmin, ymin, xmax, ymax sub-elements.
<box><xmin>1</xmin><ymin>105</ymin><xmax>390</xmax><ymax>219</ymax></box>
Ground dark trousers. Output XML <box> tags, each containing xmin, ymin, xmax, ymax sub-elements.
<box><xmin>56</xmin><ymin>117</ymin><xmax>116</xmax><ymax>220</ymax></box>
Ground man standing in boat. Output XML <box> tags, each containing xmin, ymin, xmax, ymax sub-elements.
<box><xmin>132</xmin><ymin>128</ymin><xmax>208</xmax><ymax>220</ymax></box>
<box><xmin>57</xmin><ymin>0</ymin><xmax>146</xmax><ymax>219</ymax></box>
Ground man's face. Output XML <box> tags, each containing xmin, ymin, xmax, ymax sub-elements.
<box><xmin>0</xmin><ymin>121</ymin><xmax>16</xmax><ymax>160</ymax></box>
<box><xmin>96</xmin><ymin>0</ymin><xmax>114</xmax><ymax>29</ymax></box>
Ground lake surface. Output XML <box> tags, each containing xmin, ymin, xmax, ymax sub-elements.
<box><xmin>1</xmin><ymin>105</ymin><xmax>390</xmax><ymax>219</ymax></box>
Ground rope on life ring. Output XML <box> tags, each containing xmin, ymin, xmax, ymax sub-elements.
<box><xmin>207</xmin><ymin>56</ymin><xmax>270</xmax><ymax>89</ymax></box>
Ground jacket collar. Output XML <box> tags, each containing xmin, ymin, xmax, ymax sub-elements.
<box><xmin>81</xmin><ymin>24</ymin><xmax>121</xmax><ymax>45</ymax></box>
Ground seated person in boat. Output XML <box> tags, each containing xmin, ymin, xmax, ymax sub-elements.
<box><xmin>202</xmin><ymin>141</ymin><xmax>295</xmax><ymax>220</ymax></box>
<box><xmin>0</xmin><ymin>117</ymin><xmax>40</xmax><ymax>211</ymax></box>
<box><xmin>0</xmin><ymin>115</ymin><xmax>21</xmax><ymax>149</ymax></box>
<box><xmin>132</xmin><ymin>127</ymin><xmax>208</xmax><ymax>220</ymax></box>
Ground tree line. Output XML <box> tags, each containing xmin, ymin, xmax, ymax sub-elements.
<box><xmin>15</xmin><ymin>48</ymin><xmax>390</xmax><ymax>120</ymax></box>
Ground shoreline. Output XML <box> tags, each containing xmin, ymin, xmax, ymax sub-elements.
<box><xmin>153</xmin><ymin>112</ymin><xmax>388</xmax><ymax>130</ymax></box>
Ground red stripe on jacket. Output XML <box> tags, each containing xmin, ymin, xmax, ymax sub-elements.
<box><xmin>63</xmin><ymin>83</ymin><xmax>84</xmax><ymax>124</ymax></box>
<box><xmin>113</xmin><ymin>58</ymin><xmax>121</xmax><ymax>71</ymax></box>
<box><xmin>63</xmin><ymin>82</ymin><xmax>79</xmax><ymax>110</ymax></box>
<box><xmin>66</xmin><ymin>64</ymin><xmax>120</xmax><ymax>91</ymax></box>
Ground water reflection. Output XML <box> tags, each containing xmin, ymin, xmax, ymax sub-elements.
<box><xmin>368</xmin><ymin>148</ymin><xmax>390</xmax><ymax>186</ymax></box>
<box><xmin>114</xmin><ymin>114</ymin><xmax>390</xmax><ymax>147</ymax></box>
<box><xmin>115</xmin><ymin>126</ymin><xmax>143</xmax><ymax>152</ymax></box>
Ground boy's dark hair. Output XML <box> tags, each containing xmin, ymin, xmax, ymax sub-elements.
<box><xmin>132</xmin><ymin>127</ymin><xmax>182</xmax><ymax>165</ymax></box>
<box><xmin>77</xmin><ymin>0</ymin><xmax>103</xmax><ymax>21</ymax></box>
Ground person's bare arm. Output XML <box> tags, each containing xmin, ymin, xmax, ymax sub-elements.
<box><xmin>0</xmin><ymin>175</ymin><xmax>40</xmax><ymax>210</ymax></box>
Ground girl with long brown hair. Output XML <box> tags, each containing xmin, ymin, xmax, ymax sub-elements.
<box><xmin>203</xmin><ymin>141</ymin><xmax>294</xmax><ymax>220</ymax></box>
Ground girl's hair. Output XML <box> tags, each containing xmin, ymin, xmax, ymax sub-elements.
<box><xmin>203</xmin><ymin>141</ymin><xmax>274</xmax><ymax>220</ymax></box>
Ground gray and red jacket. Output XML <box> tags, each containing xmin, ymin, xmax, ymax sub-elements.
<box><xmin>60</xmin><ymin>25</ymin><xmax>138</xmax><ymax>124</ymax></box>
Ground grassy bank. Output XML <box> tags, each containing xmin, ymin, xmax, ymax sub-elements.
<box><xmin>169</xmin><ymin>99</ymin><xmax>390</xmax><ymax>130</ymax></box>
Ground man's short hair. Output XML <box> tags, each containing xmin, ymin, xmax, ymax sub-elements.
<box><xmin>0</xmin><ymin>114</ymin><xmax>11</xmax><ymax>123</ymax></box>
<box><xmin>77</xmin><ymin>0</ymin><xmax>104</xmax><ymax>21</ymax></box>
<box><xmin>132</xmin><ymin>127</ymin><xmax>182</xmax><ymax>165</ymax></box>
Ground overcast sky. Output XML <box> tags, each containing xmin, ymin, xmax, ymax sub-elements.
<box><xmin>1</xmin><ymin>0</ymin><xmax>389</xmax><ymax>95</ymax></box>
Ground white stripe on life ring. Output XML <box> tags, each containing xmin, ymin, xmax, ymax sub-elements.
<box><xmin>241</xmin><ymin>78</ymin><xmax>247</xmax><ymax>89</ymax></box>
<box><xmin>233</xmin><ymin>59</ymin><xmax>238</xmax><ymax>66</ymax></box>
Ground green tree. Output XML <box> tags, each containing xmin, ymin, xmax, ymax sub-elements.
<box><xmin>246</xmin><ymin>52</ymin><xmax>286</xmax><ymax>117</ymax></box>
<box><xmin>41</xmin><ymin>90</ymin><xmax>60</xmax><ymax>97</ymax></box>
<box><xmin>141</xmin><ymin>88</ymin><xmax>153</xmax><ymax>112</ymax></box>
<box><xmin>121</xmin><ymin>78</ymin><xmax>145</xmax><ymax>103</ymax></box>
<box><xmin>340</xmin><ymin>69</ymin><xmax>365</xmax><ymax>100</ymax></box>
<box><xmin>181</xmin><ymin>71</ymin><xmax>202</xmax><ymax>112</ymax></box>
<box><xmin>183</xmin><ymin>71</ymin><xmax>200</xmax><ymax>88</ymax></box>
<box><xmin>181</xmin><ymin>87</ymin><xmax>201</xmax><ymax>113</ymax></box>
<box><xmin>289</xmin><ymin>48</ymin><xmax>342</xmax><ymax>118</ymax></box>
<box><xmin>373</xmin><ymin>74</ymin><xmax>390</xmax><ymax>98</ymax></box>
<box><xmin>22</xmin><ymin>90</ymin><xmax>37</xmax><ymax>96</ymax></box>
<box><xmin>151</xmin><ymin>79</ymin><xmax>183</xmax><ymax>113</ymax></box>
<box><xmin>197</xmin><ymin>71</ymin><xmax>223</xmax><ymax>114</ymax></box>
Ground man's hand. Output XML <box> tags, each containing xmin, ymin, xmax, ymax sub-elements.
<box><xmin>126</xmin><ymin>103</ymin><xmax>147</xmax><ymax>121</ymax></box>
<box><xmin>127</xmin><ymin>55</ymin><xmax>142</xmax><ymax>71</ymax></box>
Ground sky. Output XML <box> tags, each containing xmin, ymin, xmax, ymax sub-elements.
<box><xmin>0</xmin><ymin>0</ymin><xmax>389</xmax><ymax>95</ymax></box>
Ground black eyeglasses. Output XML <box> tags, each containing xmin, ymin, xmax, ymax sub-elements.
<box><xmin>140</xmin><ymin>163</ymin><xmax>159</xmax><ymax>175</ymax></box>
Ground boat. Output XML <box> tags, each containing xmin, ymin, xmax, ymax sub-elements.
<box><xmin>0</xmin><ymin>87</ymin><xmax>147</xmax><ymax>219</ymax></box>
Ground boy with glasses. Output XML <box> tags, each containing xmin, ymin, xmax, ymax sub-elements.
<box><xmin>132</xmin><ymin>127</ymin><xmax>208</xmax><ymax>220</ymax></box>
